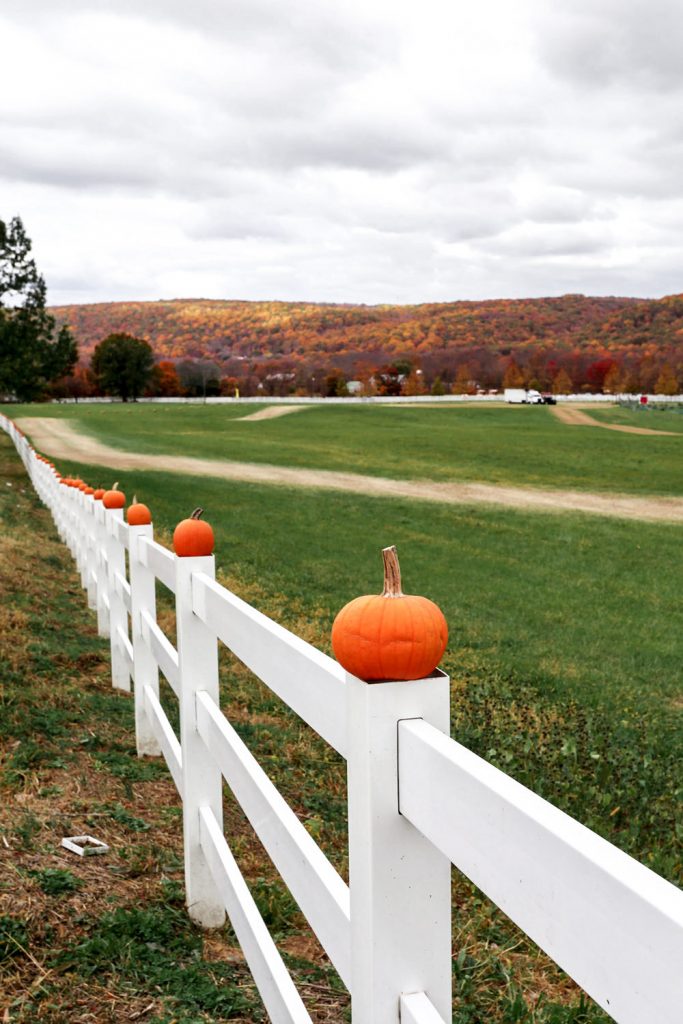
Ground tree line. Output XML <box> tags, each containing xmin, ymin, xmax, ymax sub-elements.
<box><xmin>2</xmin><ymin>216</ymin><xmax>681</xmax><ymax>403</ymax></box>
<box><xmin>53</xmin><ymin>346</ymin><xmax>681</xmax><ymax>401</ymax></box>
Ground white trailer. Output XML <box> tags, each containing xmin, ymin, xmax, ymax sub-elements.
<box><xmin>505</xmin><ymin>388</ymin><xmax>545</xmax><ymax>404</ymax></box>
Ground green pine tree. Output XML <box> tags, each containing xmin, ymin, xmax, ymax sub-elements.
<box><xmin>0</xmin><ymin>216</ymin><xmax>77</xmax><ymax>400</ymax></box>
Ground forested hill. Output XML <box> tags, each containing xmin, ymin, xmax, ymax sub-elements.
<box><xmin>51</xmin><ymin>294</ymin><xmax>680</xmax><ymax>365</ymax></box>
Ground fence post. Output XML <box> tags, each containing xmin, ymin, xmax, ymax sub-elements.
<box><xmin>76</xmin><ymin>494</ymin><xmax>95</xmax><ymax>606</ymax></box>
<box><xmin>63</xmin><ymin>488</ymin><xmax>76</xmax><ymax>560</ymax></box>
<box><xmin>175</xmin><ymin>553</ymin><xmax>226</xmax><ymax>928</ymax></box>
<box><xmin>76</xmin><ymin>492</ymin><xmax>89</xmax><ymax>592</ymax></box>
<box><xmin>128</xmin><ymin>523</ymin><xmax>162</xmax><ymax>757</ymax></box>
<box><xmin>346</xmin><ymin>670</ymin><xmax>452</xmax><ymax>1023</ymax></box>
<box><xmin>106</xmin><ymin>507</ymin><xmax>130</xmax><ymax>691</ymax></box>
<box><xmin>95</xmin><ymin>501</ymin><xmax>110</xmax><ymax>638</ymax></box>
<box><xmin>53</xmin><ymin>479</ymin><xmax>66</xmax><ymax>544</ymax></box>
<box><xmin>69</xmin><ymin>491</ymin><xmax>80</xmax><ymax>561</ymax></box>
<box><xmin>84</xmin><ymin>496</ymin><xmax>98</xmax><ymax>611</ymax></box>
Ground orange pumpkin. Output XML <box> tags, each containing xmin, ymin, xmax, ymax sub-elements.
<box><xmin>93</xmin><ymin>488</ymin><xmax>105</xmax><ymax>501</ymax></box>
<box><xmin>84</xmin><ymin>486</ymin><xmax>95</xmax><ymax>496</ymax></box>
<box><xmin>103</xmin><ymin>482</ymin><xmax>126</xmax><ymax>509</ymax></box>
<box><xmin>331</xmin><ymin>546</ymin><xmax>448</xmax><ymax>681</ymax></box>
<box><xmin>173</xmin><ymin>508</ymin><xmax>214</xmax><ymax>557</ymax></box>
<box><xmin>127</xmin><ymin>495</ymin><xmax>152</xmax><ymax>526</ymax></box>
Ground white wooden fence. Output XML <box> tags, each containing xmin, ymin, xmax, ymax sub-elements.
<box><xmin>47</xmin><ymin>392</ymin><xmax>683</xmax><ymax>405</ymax></box>
<box><xmin>2</xmin><ymin>412</ymin><xmax>682</xmax><ymax>1024</ymax></box>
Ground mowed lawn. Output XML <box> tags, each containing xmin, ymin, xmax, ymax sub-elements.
<box><xmin>8</xmin><ymin>400</ymin><xmax>683</xmax><ymax>495</ymax></box>
<box><xmin>48</xmin><ymin>457</ymin><xmax>683</xmax><ymax>881</ymax></box>
<box><xmin>589</xmin><ymin>404</ymin><xmax>683</xmax><ymax>433</ymax></box>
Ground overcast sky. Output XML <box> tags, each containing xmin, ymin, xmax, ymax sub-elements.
<box><xmin>2</xmin><ymin>0</ymin><xmax>683</xmax><ymax>306</ymax></box>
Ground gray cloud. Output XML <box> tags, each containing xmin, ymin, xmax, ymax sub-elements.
<box><xmin>1</xmin><ymin>0</ymin><xmax>682</xmax><ymax>304</ymax></box>
<box><xmin>490</xmin><ymin>224</ymin><xmax>610</xmax><ymax>259</ymax></box>
<box><xmin>536</xmin><ymin>0</ymin><xmax>683</xmax><ymax>91</ymax></box>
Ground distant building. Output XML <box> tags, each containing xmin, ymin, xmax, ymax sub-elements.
<box><xmin>347</xmin><ymin>380</ymin><xmax>362</xmax><ymax>395</ymax></box>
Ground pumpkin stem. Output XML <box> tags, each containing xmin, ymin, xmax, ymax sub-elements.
<box><xmin>190</xmin><ymin>507</ymin><xmax>204</xmax><ymax>520</ymax></box>
<box><xmin>133</xmin><ymin>495</ymin><xmax>137</xmax><ymax>504</ymax></box>
<box><xmin>381</xmin><ymin>545</ymin><xmax>404</xmax><ymax>598</ymax></box>
<box><xmin>112</xmin><ymin>481</ymin><xmax>119</xmax><ymax>491</ymax></box>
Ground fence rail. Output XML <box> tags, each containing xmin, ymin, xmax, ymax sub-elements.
<box><xmin>2</xmin><ymin>411</ymin><xmax>682</xmax><ymax>1024</ymax></box>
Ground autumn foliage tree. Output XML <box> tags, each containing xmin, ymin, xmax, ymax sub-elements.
<box><xmin>148</xmin><ymin>360</ymin><xmax>183</xmax><ymax>396</ymax></box>
<box><xmin>402</xmin><ymin>368</ymin><xmax>427</xmax><ymax>395</ymax></box>
<box><xmin>585</xmin><ymin>357</ymin><xmax>615</xmax><ymax>392</ymax></box>
<box><xmin>655</xmin><ymin>364</ymin><xmax>679</xmax><ymax>395</ymax></box>
<box><xmin>503</xmin><ymin>359</ymin><xmax>525</xmax><ymax>388</ymax></box>
<box><xmin>376</xmin><ymin>360</ymin><xmax>412</xmax><ymax>395</ymax></box>
<box><xmin>552</xmin><ymin>368</ymin><xmax>573</xmax><ymax>394</ymax></box>
<box><xmin>50</xmin><ymin>364</ymin><xmax>97</xmax><ymax>400</ymax></box>
<box><xmin>603</xmin><ymin>364</ymin><xmax>622</xmax><ymax>394</ymax></box>
<box><xmin>324</xmin><ymin>369</ymin><xmax>348</xmax><ymax>396</ymax></box>
<box><xmin>451</xmin><ymin>363</ymin><xmax>473</xmax><ymax>395</ymax></box>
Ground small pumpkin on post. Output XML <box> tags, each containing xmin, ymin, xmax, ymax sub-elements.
<box><xmin>103</xmin><ymin>482</ymin><xmax>126</xmax><ymax>509</ymax></box>
<box><xmin>332</xmin><ymin>545</ymin><xmax>447</xmax><ymax>681</ymax></box>
<box><xmin>173</xmin><ymin>508</ymin><xmax>214</xmax><ymax>557</ymax></box>
<box><xmin>93</xmin><ymin>488</ymin><xmax>105</xmax><ymax>501</ymax></box>
<box><xmin>127</xmin><ymin>495</ymin><xmax>152</xmax><ymax>526</ymax></box>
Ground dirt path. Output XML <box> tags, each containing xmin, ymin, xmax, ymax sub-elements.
<box><xmin>17</xmin><ymin>417</ymin><xmax>683</xmax><ymax>523</ymax></box>
<box><xmin>552</xmin><ymin>405</ymin><xmax>678</xmax><ymax>435</ymax></box>
<box><xmin>238</xmin><ymin>405</ymin><xmax>308</xmax><ymax>421</ymax></box>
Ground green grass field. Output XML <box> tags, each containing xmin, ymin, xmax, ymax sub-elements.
<box><xmin>590</xmin><ymin>404</ymin><xmax>683</xmax><ymax>432</ymax></box>
<box><xmin>8</xmin><ymin>400</ymin><xmax>683</xmax><ymax>495</ymax></box>
<box><xmin>2</xmin><ymin>402</ymin><xmax>682</xmax><ymax>1023</ymax></box>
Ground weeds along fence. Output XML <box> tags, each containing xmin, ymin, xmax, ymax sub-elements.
<box><xmin>2</xmin><ymin>412</ymin><xmax>682</xmax><ymax>1024</ymax></box>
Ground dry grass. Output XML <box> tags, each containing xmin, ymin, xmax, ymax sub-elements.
<box><xmin>0</xmin><ymin>436</ymin><xmax>349</xmax><ymax>1023</ymax></box>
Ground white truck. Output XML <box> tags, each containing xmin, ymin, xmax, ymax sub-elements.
<box><xmin>505</xmin><ymin>388</ymin><xmax>546</xmax><ymax>405</ymax></box>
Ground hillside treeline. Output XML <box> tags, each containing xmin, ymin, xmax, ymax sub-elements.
<box><xmin>50</xmin><ymin>294</ymin><xmax>683</xmax><ymax>397</ymax></box>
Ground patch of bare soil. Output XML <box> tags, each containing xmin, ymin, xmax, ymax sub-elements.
<box><xmin>17</xmin><ymin>417</ymin><xmax>683</xmax><ymax>523</ymax></box>
<box><xmin>552</xmin><ymin>405</ymin><xmax>678</xmax><ymax>435</ymax></box>
<box><xmin>238</xmin><ymin>405</ymin><xmax>309</xmax><ymax>421</ymax></box>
